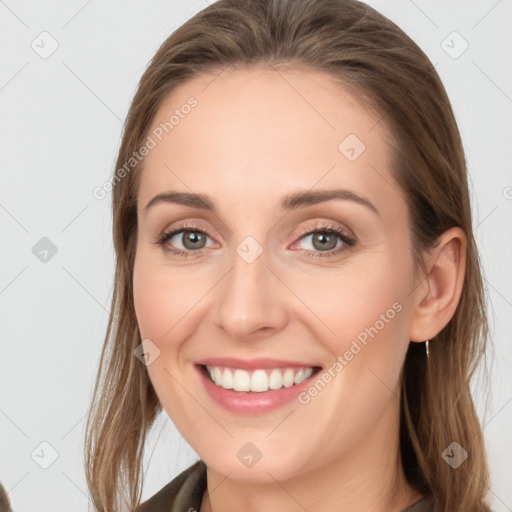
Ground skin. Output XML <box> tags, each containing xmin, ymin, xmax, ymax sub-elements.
<box><xmin>133</xmin><ymin>64</ymin><xmax>466</xmax><ymax>512</ymax></box>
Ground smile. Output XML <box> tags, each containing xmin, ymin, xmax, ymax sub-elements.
<box><xmin>194</xmin><ymin>360</ymin><xmax>323</xmax><ymax>415</ymax></box>
<box><xmin>205</xmin><ymin>365</ymin><xmax>315</xmax><ymax>392</ymax></box>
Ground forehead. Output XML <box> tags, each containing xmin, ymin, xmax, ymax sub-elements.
<box><xmin>137</xmin><ymin>65</ymin><xmax>401</xmax><ymax>218</ymax></box>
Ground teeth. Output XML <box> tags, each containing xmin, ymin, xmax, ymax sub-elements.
<box><xmin>250</xmin><ymin>369</ymin><xmax>268</xmax><ymax>392</ymax></box>
<box><xmin>280</xmin><ymin>368</ymin><xmax>292</xmax><ymax>387</ymax></box>
<box><xmin>269</xmin><ymin>369</ymin><xmax>282</xmax><ymax>390</ymax></box>
<box><xmin>293</xmin><ymin>368</ymin><xmax>305</xmax><ymax>384</ymax></box>
<box><xmin>221</xmin><ymin>368</ymin><xmax>234</xmax><ymax>389</ymax></box>
<box><xmin>205</xmin><ymin>365</ymin><xmax>314</xmax><ymax>392</ymax></box>
<box><xmin>233</xmin><ymin>369</ymin><xmax>250</xmax><ymax>391</ymax></box>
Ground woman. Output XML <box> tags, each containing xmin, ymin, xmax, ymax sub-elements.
<box><xmin>84</xmin><ymin>0</ymin><xmax>492</xmax><ymax>511</ymax></box>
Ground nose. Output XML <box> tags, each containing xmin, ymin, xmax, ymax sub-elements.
<box><xmin>213</xmin><ymin>245</ymin><xmax>288</xmax><ymax>341</ymax></box>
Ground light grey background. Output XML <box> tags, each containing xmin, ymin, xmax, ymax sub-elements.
<box><xmin>1</xmin><ymin>1</ymin><xmax>511</xmax><ymax>511</ymax></box>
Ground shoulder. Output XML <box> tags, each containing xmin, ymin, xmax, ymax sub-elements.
<box><xmin>400</xmin><ymin>494</ymin><xmax>495</xmax><ymax>512</ymax></box>
<box><xmin>401</xmin><ymin>494</ymin><xmax>435</xmax><ymax>512</ymax></box>
<box><xmin>135</xmin><ymin>459</ymin><xmax>207</xmax><ymax>512</ymax></box>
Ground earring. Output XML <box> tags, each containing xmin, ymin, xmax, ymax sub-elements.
<box><xmin>425</xmin><ymin>340</ymin><xmax>430</xmax><ymax>358</ymax></box>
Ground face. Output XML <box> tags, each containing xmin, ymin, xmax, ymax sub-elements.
<box><xmin>133</xmin><ymin>64</ymin><xmax>419</xmax><ymax>483</ymax></box>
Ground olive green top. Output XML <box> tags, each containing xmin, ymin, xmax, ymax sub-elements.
<box><xmin>135</xmin><ymin>460</ymin><xmax>434</xmax><ymax>512</ymax></box>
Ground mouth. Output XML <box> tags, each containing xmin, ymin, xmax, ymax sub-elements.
<box><xmin>193</xmin><ymin>356</ymin><xmax>324</xmax><ymax>415</ymax></box>
<box><xmin>197</xmin><ymin>364</ymin><xmax>323</xmax><ymax>393</ymax></box>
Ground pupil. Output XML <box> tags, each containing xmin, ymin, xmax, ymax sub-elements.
<box><xmin>185</xmin><ymin>231</ymin><xmax>205</xmax><ymax>249</ymax></box>
<box><xmin>314</xmin><ymin>233</ymin><xmax>336</xmax><ymax>251</ymax></box>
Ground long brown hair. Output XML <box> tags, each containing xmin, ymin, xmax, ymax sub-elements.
<box><xmin>84</xmin><ymin>1</ymin><xmax>492</xmax><ymax>510</ymax></box>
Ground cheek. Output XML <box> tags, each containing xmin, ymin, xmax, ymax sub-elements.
<box><xmin>283</xmin><ymin>261</ymin><xmax>412</xmax><ymax>443</ymax></box>
<box><xmin>288</xmin><ymin>253</ymin><xmax>412</xmax><ymax>383</ymax></box>
<box><xmin>296</xmin><ymin>259</ymin><xmax>408</xmax><ymax>334</ymax></box>
<box><xmin>132</xmin><ymin>245</ymin><xmax>219</xmax><ymax>397</ymax></box>
<box><xmin>133</xmin><ymin>270</ymin><xmax>174</xmax><ymax>342</ymax></box>
<box><xmin>132</xmin><ymin>249</ymin><xmax>200</xmax><ymax>428</ymax></box>
<box><xmin>133</xmin><ymin>248</ymin><xmax>197</xmax><ymax>342</ymax></box>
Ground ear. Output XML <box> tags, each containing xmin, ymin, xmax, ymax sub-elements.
<box><xmin>409</xmin><ymin>227</ymin><xmax>467</xmax><ymax>343</ymax></box>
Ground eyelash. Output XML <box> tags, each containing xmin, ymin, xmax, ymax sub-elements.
<box><xmin>152</xmin><ymin>222</ymin><xmax>356</xmax><ymax>259</ymax></box>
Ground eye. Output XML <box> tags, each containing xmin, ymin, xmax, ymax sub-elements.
<box><xmin>152</xmin><ymin>222</ymin><xmax>216</xmax><ymax>258</ymax></box>
<box><xmin>153</xmin><ymin>221</ymin><xmax>356</xmax><ymax>259</ymax></box>
<box><xmin>291</xmin><ymin>223</ymin><xmax>356</xmax><ymax>258</ymax></box>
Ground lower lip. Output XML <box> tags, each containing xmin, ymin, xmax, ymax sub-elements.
<box><xmin>195</xmin><ymin>365</ymin><xmax>320</xmax><ymax>415</ymax></box>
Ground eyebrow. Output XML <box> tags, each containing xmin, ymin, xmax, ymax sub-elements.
<box><xmin>144</xmin><ymin>188</ymin><xmax>380</xmax><ymax>216</ymax></box>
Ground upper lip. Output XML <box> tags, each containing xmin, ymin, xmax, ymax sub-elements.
<box><xmin>194</xmin><ymin>357</ymin><xmax>321</xmax><ymax>370</ymax></box>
